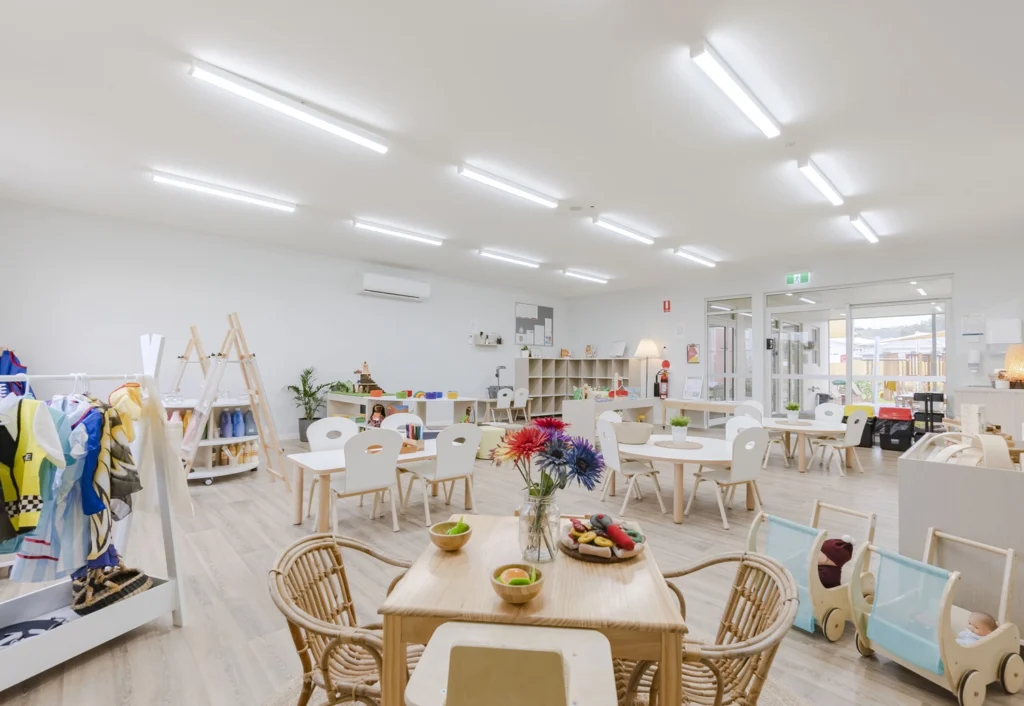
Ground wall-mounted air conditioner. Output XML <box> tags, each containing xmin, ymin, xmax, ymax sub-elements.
<box><xmin>360</xmin><ymin>273</ymin><xmax>430</xmax><ymax>302</ymax></box>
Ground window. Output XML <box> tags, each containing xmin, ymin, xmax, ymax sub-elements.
<box><xmin>706</xmin><ymin>297</ymin><xmax>752</xmax><ymax>402</ymax></box>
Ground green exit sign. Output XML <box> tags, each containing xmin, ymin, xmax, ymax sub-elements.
<box><xmin>786</xmin><ymin>272</ymin><xmax>810</xmax><ymax>285</ymax></box>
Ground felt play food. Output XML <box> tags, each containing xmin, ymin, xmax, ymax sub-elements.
<box><xmin>491</xmin><ymin>564</ymin><xmax>543</xmax><ymax>604</ymax></box>
<box><xmin>447</xmin><ymin>516</ymin><xmax>470</xmax><ymax>535</ymax></box>
<box><xmin>429</xmin><ymin>521</ymin><xmax>472</xmax><ymax>552</ymax></box>
<box><xmin>560</xmin><ymin>512</ymin><xmax>647</xmax><ymax>562</ymax></box>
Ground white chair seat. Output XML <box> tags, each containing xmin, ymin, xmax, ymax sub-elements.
<box><xmin>620</xmin><ymin>460</ymin><xmax>659</xmax><ymax>476</ymax></box>
<box><xmin>686</xmin><ymin>427</ymin><xmax>768</xmax><ymax>529</ymax></box>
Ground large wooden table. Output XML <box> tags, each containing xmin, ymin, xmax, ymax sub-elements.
<box><xmin>761</xmin><ymin>418</ymin><xmax>847</xmax><ymax>473</ymax></box>
<box><xmin>618</xmin><ymin>435</ymin><xmax>735</xmax><ymax>523</ymax></box>
<box><xmin>378</xmin><ymin>514</ymin><xmax>687</xmax><ymax>706</ymax></box>
<box><xmin>287</xmin><ymin>441</ymin><xmax>438</xmax><ymax>531</ymax></box>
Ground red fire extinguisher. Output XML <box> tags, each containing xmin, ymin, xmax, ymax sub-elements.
<box><xmin>656</xmin><ymin>360</ymin><xmax>670</xmax><ymax>399</ymax></box>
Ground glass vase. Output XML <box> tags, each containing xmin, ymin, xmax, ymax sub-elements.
<box><xmin>518</xmin><ymin>492</ymin><xmax>560</xmax><ymax>563</ymax></box>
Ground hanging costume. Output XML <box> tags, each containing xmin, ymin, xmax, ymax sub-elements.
<box><xmin>0</xmin><ymin>396</ymin><xmax>65</xmax><ymax>540</ymax></box>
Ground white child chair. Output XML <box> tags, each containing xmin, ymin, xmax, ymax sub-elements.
<box><xmin>597</xmin><ymin>420</ymin><xmax>666</xmax><ymax>516</ymax></box>
<box><xmin>329</xmin><ymin>429</ymin><xmax>403</xmax><ymax>533</ymax></box>
<box><xmin>510</xmin><ymin>388</ymin><xmax>530</xmax><ymax>421</ymax></box>
<box><xmin>741</xmin><ymin>399</ymin><xmax>765</xmax><ymax>415</ymax></box>
<box><xmin>381</xmin><ymin>412</ymin><xmax>424</xmax><ymax>432</ymax></box>
<box><xmin>489</xmin><ymin>388</ymin><xmax>514</xmax><ymax>424</ymax></box>
<box><xmin>812</xmin><ymin>410</ymin><xmax>868</xmax><ymax>476</ymax></box>
<box><xmin>401</xmin><ymin>423</ymin><xmax>482</xmax><ymax>526</ymax></box>
<box><xmin>815</xmin><ymin>403</ymin><xmax>844</xmax><ymax>423</ymax></box>
<box><xmin>304</xmin><ymin>417</ymin><xmax>360</xmax><ymax>520</ymax></box>
<box><xmin>734</xmin><ymin>404</ymin><xmax>763</xmax><ymax>422</ymax></box>
<box><xmin>726</xmin><ymin>415</ymin><xmax>761</xmax><ymax>442</ymax></box>
<box><xmin>685</xmin><ymin>427</ymin><xmax>769</xmax><ymax>529</ymax></box>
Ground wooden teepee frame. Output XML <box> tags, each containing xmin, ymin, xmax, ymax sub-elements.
<box><xmin>179</xmin><ymin>313</ymin><xmax>290</xmax><ymax>490</ymax></box>
<box><xmin>168</xmin><ymin>325</ymin><xmax>209</xmax><ymax>395</ymax></box>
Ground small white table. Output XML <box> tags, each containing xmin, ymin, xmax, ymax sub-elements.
<box><xmin>618</xmin><ymin>435</ymin><xmax>733</xmax><ymax>523</ymax></box>
<box><xmin>288</xmin><ymin>440</ymin><xmax>437</xmax><ymax>531</ymax></box>
<box><xmin>761</xmin><ymin>418</ymin><xmax>846</xmax><ymax>473</ymax></box>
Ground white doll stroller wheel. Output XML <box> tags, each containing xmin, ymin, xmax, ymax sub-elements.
<box><xmin>958</xmin><ymin>670</ymin><xmax>986</xmax><ymax>706</ymax></box>
<box><xmin>1000</xmin><ymin>653</ymin><xmax>1024</xmax><ymax>694</ymax></box>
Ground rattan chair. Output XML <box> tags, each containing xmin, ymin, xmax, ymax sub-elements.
<box><xmin>615</xmin><ymin>552</ymin><xmax>799</xmax><ymax>706</ymax></box>
<box><xmin>268</xmin><ymin>533</ymin><xmax>421</xmax><ymax>706</ymax></box>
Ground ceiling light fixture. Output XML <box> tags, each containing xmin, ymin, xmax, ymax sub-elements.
<box><xmin>709</xmin><ymin>305</ymin><xmax>732</xmax><ymax>311</ymax></box>
<box><xmin>457</xmin><ymin>165</ymin><xmax>558</xmax><ymax>208</ymax></box>
<box><xmin>798</xmin><ymin>159</ymin><xmax>844</xmax><ymax>206</ymax></box>
<box><xmin>785</xmin><ymin>293</ymin><xmax>793</xmax><ymax>296</ymax></box>
<box><xmin>479</xmin><ymin>249</ymin><xmax>540</xmax><ymax>268</ymax></box>
<box><xmin>591</xmin><ymin>217</ymin><xmax>654</xmax><ymax>245</ymax></box>
<box><xmin>151</xmin><ymin>171</ymin><xmax>295</xmax><ymax>212</ymax></box>
<box><xmin>917</xmin><ymin>288</ymin><xmax>928</xmax><ymax>296</ymax></box>
<box><xmin>849</xmin><ymin>214</ymin><xmax>879</xmax><ymax>244</ymax></box>
<box><xmin>563</xmin><ymin>270</ymin><xmax>608</xmax><ymax>284</ymax></box>
<box><xmin>740</xmin><ymin>312</ymin><xmax>753</xmax><ymax>317</ymax></box>
<box><xmin>353</xmin><ymin>219</ymin><xmax>442</xmax><ymax>246</ymax></box>
<box><xmin>934</xmin><ymin>304</ymin><xmax>944</xmax><ymax>313</ymax></box>
<box><xmin>189</xmin><ymin>60</ymin><xmax>389</xmax><ymax>154</ymax></box>
<box><xmin>909</xmin><ymin>281</ymin><xmax>918</xmax><ymax>285</ymax></box>
<box><xmin>690</xmin><ymin>41</ymin><xmax>780</xmax><ymax>138</ymax></box>
<box><xmin>675</xmin><ymin>249</ymin><xmax>716</xmax><ymax>267</ymax></box>
<box><xmin>799</xmin><ymin>297</ymin><xmax>816</xmax><ymax>304</ymax></box>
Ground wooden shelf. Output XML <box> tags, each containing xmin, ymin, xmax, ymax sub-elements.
<box><xmin>189</xmin><ymin>461</ymin><xmax>259</xmax><ymax>480</ymax></box>
<box><xmin>198</xmin><ymin>435</ymin><xmax>259</xmax><ymax>447</ymax></box>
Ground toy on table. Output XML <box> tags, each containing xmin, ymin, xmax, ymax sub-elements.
<box><xmin>414</xmin><ymin>391</ymin><xmax>426</xmax><ymax>398</ymax></box>
<box><xmin>354</xmin><ymin>361</ymin><xmax>381</xmax><ymax>393</ymax></box>
<box><xmin>367</xmin><ymin>403</ymin><xmax>386</xmax><ymax>428</ymax></box>
<box><xmin>560</xmin><ymin>512</ymin><xmax>646</xmax><ymax>561</ymax></box>
<box><xmin>462</xmin><ymin>405</ymin><xmax>473</xmax><ymax>423</ymax></box>
<box><xmin>612</xmin><ymin>373</ymin><xmax>628</xmax><ymax>397</ymax></box>
<box><xmin>447</xmin><ymin>391</ymin><xmax>458</xmax><ymax>399</ymax></box>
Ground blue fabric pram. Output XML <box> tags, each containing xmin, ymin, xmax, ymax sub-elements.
<box><xmin>763</xmin><ymin>515</ymin><xmax>819</xmax><ymax>632</ymax></box>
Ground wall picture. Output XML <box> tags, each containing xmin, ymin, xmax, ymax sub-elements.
<box><xmin>686</xmin><ymin>343</ymin><xmax>700</xmax><ymax>364</ymax></box>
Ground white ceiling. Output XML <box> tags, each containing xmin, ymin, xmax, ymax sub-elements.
<box><xmin>2</xmin><ymin>1</ymin><xmax>1022</xmax><ymax>296</ymax></box>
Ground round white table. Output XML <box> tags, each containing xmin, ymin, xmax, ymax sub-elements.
<box><xmin>761</xmin><ymin>418</ymin><xmax>846</xmax><ymax>473</ymax></box>
<box><xmin>618</xmin><ymin>435</ymin><xmax>733</xmax><ymax>523</ymax></box>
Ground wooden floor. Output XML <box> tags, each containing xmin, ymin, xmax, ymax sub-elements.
<box><xmin>1</xmin><ymin>428</ymin><xmax>1016</xmax><ymax>706</ymax></box>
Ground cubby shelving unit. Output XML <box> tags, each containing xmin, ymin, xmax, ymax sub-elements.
<box><xmin>514</xmin><ymin>357</ymin><xmax>641</xmax><ymax>417</ymax></box>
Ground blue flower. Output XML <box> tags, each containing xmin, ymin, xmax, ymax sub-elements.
<box><xmin>564</xmin><ymin>436</ymin><xmax>605</xmax><ymax>491</ymax></box>
<box><xmin>536</xmin><ymin>433</ymin><xmax>572</xmax><ymax>480</ymax></box>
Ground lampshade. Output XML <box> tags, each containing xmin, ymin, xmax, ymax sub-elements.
<box><xmin>634</xmin><ymin>339</ymin><xmax>661</xmax><ymax>358</ymax></box>
<box><xmin>1006</xmin><ymin>344</ymin><xmax>1024</xmax><ymax>381</ymax></box>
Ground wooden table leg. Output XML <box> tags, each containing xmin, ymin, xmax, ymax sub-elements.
<box><xmin>746</xmin><ymin>482</ymin><xmax>755</xmax><ymax>510</ymax></box>
<box><xmin>673</xmin><ymin>463</ymin><xmax>685</xmax><ymax>524</ymax></box>
<box><xmin>382</xmin><ymin>615</ymin><xmax>407</xmax><ymax>706</ymax></box>
<box><xmin>660</xmin><ymin>632</ymin><xmax>682</xmax><ymax>706</ymax></box>
<box><xmin>609</xmin><ymin>471</ymin><xmax>616</xmax><ymax>497</ymax></box>
<box><xmin>798</xmin><ymin>433</ymin><xmax>807</xmax><ymax>473</ymax></box>
<box><xmin>846</xmin><ymin>446</ymin><xmax>853</xmax><ymax>469</ymax></box>
<box><xmin>293</xmin><ymin>464</ymin><xmax>305</xmax><ymax>525</ymax></box>
<box><xmin>316</xmin><ymin>473</ymin><xmax>332</xmax><ymax>533</ymax></box>
<box><xmin>783</xmin><ymin>431</ymin><xmax>792</xmax><ymax>459</ymax></box>
<box><xmin>431</xmin><ymin>482</ymin><xmax>439</xmax><ymax>497</ymax></box>
<box><xmin>464</xmin><ymin>477</ymin><xmax>472</xmax><ymax>509</ymax></box>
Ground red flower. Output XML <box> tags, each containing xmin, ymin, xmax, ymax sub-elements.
<box><xmin>533</xmin><ymin>417</ymin><xmax>568</xmax><ymax>434</ymax></box>
<box><xmin>500</xmin><ymin>426</ymin><xmax>549</xmax><ymax>462</ymax></box>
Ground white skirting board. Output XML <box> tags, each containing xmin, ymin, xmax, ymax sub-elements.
<box><xmin>0</xmin><ymin>577</ymin><xmax>176</xmax><ymax>691</ymax></box>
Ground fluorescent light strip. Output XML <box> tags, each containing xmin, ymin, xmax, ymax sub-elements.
<box><xmin>457</xmin><ymin>165</ymin><xmax>558</xmax><ymax>208</ymax></box>
<box><xmin>563</xmin><ymin>270</ymin><xmax>608</xmax><ymax>284</ymax></box>
<box><xmin>849</xmin><ymin>214</ymin><xmax>879</xmax><ymax>244</ymax></box>
<box><xmin>798</xmin><ymin>159</ymin><xmax>844</xmax><ymax>206</ymax></box>
<box><xmin>675</xmin><ymin>249</ymin><xmax>716</xmax><ymax>267</ymax></box>
<box><xmin>690</xmin><ymin>42</ymin><xmax>780</xmax><ymax>138</ymax></box>
<box><xmin>934</xmin><ymin>305</ymin><xmax>943</xmax><ymax>313</ymax></box>
<box><xmin>917</xmin><ymin>288</ymin><xmax>928</xmax><ymax>296</ymax></box>
<box><xmin>479</xmin><ymin>249</ymin><xmax>540</xmax><ymax>268</ymax></box>
<box><xmin>739</xmin><ymin>312</ymin><xmax>753</xmax><ymax>317</ymax></box>
<box><xmin>189</xmin><ymin>60</ymin><xmax>388</xmax><ymax>154</ymax></box>
<box><xmin>353</xmin><ymin>219</ymin><xmax>442</xmax><ymax>246</ymax></box>
<box><xmin>152</xmin><ymin>171</ymin><xmax>295</xmax><ymax>212</ymax></box>
<box><xmin>592</xmin><ymin>217</ymin><xmax>654</xmax><ymax>245</ymax></box>
<box><xmin>785</xmin><ymin>293</ymin><xmax>793</xmax><ymax>296</ymax></box>
<box><xmin>909</xmin><ymin>281</ymin><xmax>918</xmax><ymax>285</ymax></box>
<box><xmin>709</xmin><ymin>305</ymin><xmax>732</xmax><ymax>311</ymax></box>
<box><xmin>799</xmin><ymin>297</ymin><xmax>816</xmax><ymax>304</ymax></box>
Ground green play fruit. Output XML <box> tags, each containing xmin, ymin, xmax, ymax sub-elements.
<box><xmin>446</xmin><ymin>516</ymin><xmax>469</xmax><ymax>535</ymax></box>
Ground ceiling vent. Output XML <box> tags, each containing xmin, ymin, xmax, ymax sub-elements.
<box><xmin>360</xmin><ymin>273</ymin><xmax>430</xmax><ymax>302</ymax></box>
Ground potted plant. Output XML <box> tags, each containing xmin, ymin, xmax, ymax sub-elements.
<box><xmin>669</xmin><ymin>415</ymin><xmax>690</xmax><ymax>444</ymax></box>
<box><xmin>520</xmin><ymin>345</ymin><xmax>530</xmax><ymax>358</ymax></box>
<box><xmin>785</xmin><ymin>401</ymin><xmax>800</xmax><ymax>423</ymax></box>
<box><xmin>287</xmin><ymin>367</ymin><xmax>331</xmax><ymax>442</ymax></box>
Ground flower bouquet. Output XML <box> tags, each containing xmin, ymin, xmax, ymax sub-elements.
<box><xmin>491</xmin><ymin>417</ymin><xmax>605</xmax><ymax>562</ymax></box>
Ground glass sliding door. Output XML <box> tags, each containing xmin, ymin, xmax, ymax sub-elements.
<box><xmin>849</xmin><ymin>302</ymin><xmax>946</xmax><ymax>406</ymax></box>
<box><xmin>768</xmin><ymin>309</ymin><xmax>847</xmax><ymax>416</ymax></box>
<box><xmin>706</xmin><ymin>297</ymin><xmax>752</xmax><ymax>402</ymax></box>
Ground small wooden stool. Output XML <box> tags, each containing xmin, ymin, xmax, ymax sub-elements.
<box><xmin>405</xmin><ymin>621</ymin><xmax>617</xmax><ymax>706</ymax></box>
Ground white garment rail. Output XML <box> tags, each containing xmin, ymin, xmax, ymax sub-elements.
<box><xmin>0</xmin><ymin>368</ymin><xmax>186</xmax><ymax>691</ymax></box>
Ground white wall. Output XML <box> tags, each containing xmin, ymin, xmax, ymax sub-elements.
<box><xmin>0</xmin><ymin>200</ymin><xmax>564</xmax><ymax>435</ymax></box>
<box><xmin>564</xmin><ymin>240</ymin><xmax>1024</xmax><ymax>406</ymax></box>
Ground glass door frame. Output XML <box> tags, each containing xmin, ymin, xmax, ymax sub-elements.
<box><xmin>705</xmin><ymin>295</ymin><xmax>753</xmax><ymax>404</ymax></box>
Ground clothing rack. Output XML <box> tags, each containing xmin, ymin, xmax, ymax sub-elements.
<box><xmin>0</xmin><ymin>357</ymin><xmax>186</xmax><ymax>689</ymax></box>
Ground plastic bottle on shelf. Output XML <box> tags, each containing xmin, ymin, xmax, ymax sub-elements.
<box><xmin>182</xmin><ymin>410</ymin><xmax>192</xmax><ymax>436</ymax></box>
<box><xmin>232</xmin><ymin>408</ymin><xmax>245</xmax><ymax>438</ymax></box>
<box><xmin>218</xmin><ymin>446</ymin><xmax>229</xmax><ymax>466</ymax></box>
<box><xmin>243</xmin><ymin>409</ymin><xmax>257</xmax><ymax>436</ymax></box>
<box><xmin>219</xmin><ymin>410</ymin><xmax>232</xmax><ymax>438</ymax></box>
<box><xmin>169</xmin><ymin>410</ymin><xmax>182</xmax><ymax>438</ymax></box>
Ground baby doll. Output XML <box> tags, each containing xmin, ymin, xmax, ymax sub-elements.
<box><xmin>956</xmin><ymin>611</ymin><xmax>997</xmax><ymax>646</ymax></box>
<box><xmin>368</xmin><ymin>404</ymin><xmax>386</xmax><ymax>428</ymax></box>
<box><xmin>817</xmin><ymin>535</ymin><xmax>854</xmax><ymax>589</ymax></box>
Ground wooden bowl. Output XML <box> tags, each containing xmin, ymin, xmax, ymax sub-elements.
<box><xmin>490</xmin><ymin>564</ymin><xmax>544</xmax><ymax>605</ymax></box>
<box><xmin>614</xmin><ymin>421</ymin><xmax>653</xmax><ymax>445</ymax></box>
<box><xmin>429</xmin><ymin>522</ymin><xmax>472</xmax><ymax>552</ymax></box>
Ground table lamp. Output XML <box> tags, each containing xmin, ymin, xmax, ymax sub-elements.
<box><xmin>634</xmin><ymin>339</ymin><xmax>661</xmax><ymax>397</ymax></box>
<box><xmin>1006</xmin><ymin>344</ymin><xmax>1024</xmax><ymax>388</ymax></box>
